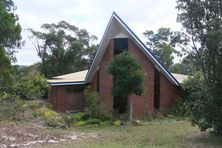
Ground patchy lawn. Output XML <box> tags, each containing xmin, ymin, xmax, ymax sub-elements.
<box><xmin>0</xmin><ymin>118</ymin><xmax>221</xmax><ymax>148</ymax></box>
<box><xmin>41</xmin><ymin>118</ymin><xmax>222</xmax><ymax>148</ymax></box>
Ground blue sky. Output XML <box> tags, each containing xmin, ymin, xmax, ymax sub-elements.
<box><xmin>13</xmin><ymin>0</ymin><xmax>182</xmax><ymax>65</ymax></box>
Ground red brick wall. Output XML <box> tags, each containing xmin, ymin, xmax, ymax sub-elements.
<box><xmin>128</xmin><ymin>39</ymin><xmax>155</xmax><ymax>118</ymax></box>
<box><xmin>48</xmin><ymin>85</ymin><xmax>86</xmax><ymax>112</ymax></box>
<box><xmin>98</xmin><ymin>40</ymin><xmax>114</xmax><ymax>112</ymax></box>
<box><xmin>90</xmin><ymin>38</ymin><xmax>180</xmax><ymax>119</ymax></box>
<box><xmin>159</xmin><ymin>73</ymin><xmax>180</xmax><ymax>109</ymax></box>
<box><xmin>47</xmin><ymin>38</ymin><xmax>180</xmax><ymax>117</ymax></box>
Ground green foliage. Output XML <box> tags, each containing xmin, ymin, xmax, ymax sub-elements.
<box><xmin>35</xmin><ymin>107</ymin><xmax>66</xmax><ymax>127</ymax></box>
<box><xmin>84</xmin><ymin>87</ymin><xmax>100</xmax><ymax>117</ymax></box>
<box><xmin>0</xmin><ymin>0</ymin><xmax>22</xmax><ymax>55</ymax></box>
<box><xmin>13</xmin><ymin>73</ymin><xmax>49</xmax><ymax>100</ymax></box>
<box><xmin>63</xmin><ymin>112</ymin><xmax>90</xmax><ymax>126</ymax></box>
<box><xmin>0</xmin><ymin>92</ymin><xmax>24</xmax><ymax>120</ymax></box>
<box><xmin>108</xmin><ymin>52</ymin><xmax>145</xmax><ymax>98</ymax></box>
<box><xmin>113</xmin><ymin>120</ymin><xmax>121</xmax><ymax>127</ymax></box>
<box><xmin>0</xmin><ymin>0</ymin><xmax>22</xmax><ymax>92</ymax></box>
<box><xmin>143</xmin><ymin>28</ymin><xmax>179</xmax><ymax>69</ymax></box>
<box><xmin>172</xmin><ymin>73</ymin><xmax>222</xmax><ymax>134</ymax></box>
<box><xmin>176</xmin><ymin>0</ymin><xmax>222</xmax><ymax>135</ymax></box>
<box><xmin>29</xmin><ymin>21</ymin><xmax>98</xmax><ymax>78</ymax></box>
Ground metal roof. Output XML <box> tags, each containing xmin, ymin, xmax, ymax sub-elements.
<box><xmin>48</xmin><ymin>70</ymin><xmax>87</xmax><ymax>86</ymax></box>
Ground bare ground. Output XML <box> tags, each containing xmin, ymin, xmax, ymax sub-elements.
<box><xmin>0</xmin><ymin>121</ymin><xmax>99</xmax><ymax>148</ymax></box>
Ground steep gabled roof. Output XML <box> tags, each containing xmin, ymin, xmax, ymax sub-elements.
<box><xmin>84</xmin><ymin>12</ymin><xmax>179</xmax><ymax>86</ymax></box>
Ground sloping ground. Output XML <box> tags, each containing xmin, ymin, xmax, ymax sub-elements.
<box><xmin>41</xmin><ymin>119</ymin><xmax>222</xmax><ymax>148</ymax></box>
<box><xmin>0</xmin><ymin>121</ymin><xmax>99</xmax><ymax>148</ymax></box>
<box><xmin>0</xmin><ymin>119</ymin><xmax>221</xmax><ymax>148</ymax></box>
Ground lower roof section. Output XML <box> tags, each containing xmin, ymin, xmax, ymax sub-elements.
<box><xmin>48</xmin><ymin>69</ymin><xmax>188</xmax><ymax>86</ymax></box>
<box><xmin>48</xmin><ymin>70</ymin><xmax>88</xmax><ymax>86</ymax></box>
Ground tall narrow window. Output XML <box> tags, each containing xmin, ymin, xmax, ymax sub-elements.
<box><xmin>154</xmin><ymin>67</ymin><xmax>160</xmax><ymax>110</ymax></box>
<box><xmin>114</xmin><ymin>38</ymin><xmax>128</xmax><ymax>55</ymax></box>
<box><xmin>97</xmin><ymin>70</ymin><xmax>99</xmax><ymax>93</ymax></box>
<box><xmin>113</xmin><ymin>38</ymin><xmax>128</xmax><ymax>114</ymax></box>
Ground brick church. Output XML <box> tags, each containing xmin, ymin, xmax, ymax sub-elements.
<box><xmin>48</xmin><ymin>12</ymin><xmax>187</xmax><ymax>119</ymax></box>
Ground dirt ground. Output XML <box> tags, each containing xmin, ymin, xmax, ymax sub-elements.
<box><xmin>0</xmin><ymin>121</ymin><xmax>99</xmax><ymax>148</ymax></box>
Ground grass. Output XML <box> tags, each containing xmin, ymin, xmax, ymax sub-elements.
<box><xmin>40</xmin><ymin>118</ymin><xmax>222</xmax><ymax>148</ymax></box>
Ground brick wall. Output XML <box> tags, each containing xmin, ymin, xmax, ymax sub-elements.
<box><xmin>90</xmin><ymin>38</ymin><xmax>180</xmax><ymax>119</ymax></box>
<box><xmin>48</xmin><ymin>38</ymin><xmax>180</xmax><ymax>117</ymax></box>
<box><xmin>98</xmin><ymin>40</ymin><xmax>114</xmax><ymax>113</ymax></box>
<box><xmin>48</xmin><ymin>85</ymin><xmax>86</xmax><ymax>112</ymax></box>
<box><xmin>128</xmin><ymin>39</ymin><xmax>155</xmax><ymax>118</ymax></box>
<box><xmin>159</xmin><ymin>72</ymin><xmax>180</xmax><ymax>109</ymax></box>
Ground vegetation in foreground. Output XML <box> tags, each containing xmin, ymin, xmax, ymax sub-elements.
<box><xmin>40</xmin><ymin>118</ymin><xmax>222</xmax><ymax>148</ymax></box>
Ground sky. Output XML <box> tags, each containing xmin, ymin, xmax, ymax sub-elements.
<box><xmin>13</xmin><ymin>0</ymin><xmax>182</xmax><ymax>66</ymax></box>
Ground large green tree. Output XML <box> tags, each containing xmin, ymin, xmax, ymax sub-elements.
<box><xmin>29</xmin><ymin>21</ymin><xmax>97</xmax><ymax>78</ymax></box>
<box><xmin>143</xmin><ymin>28</ymin><xmax>179</xmax><ymax>69</ymax></box>
<box><xmin>176</xmin><ymin>0</ymin><xmax>222</xmax><ymax>134</ymax></box>
<box><xmin>108</xmin><ymin>53</ymin><xmax>145</xmax><ymax>120</ymax></box>
<box><xmin>0</xmin><ymin>0</ymin><xmax>22</xmax><ymax>91</ymax></box>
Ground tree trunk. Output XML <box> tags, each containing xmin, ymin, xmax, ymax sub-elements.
<box><xmin>128</xmin><ymin>97</ymin><xmax>133</xmax><ymax>122</ymax></box>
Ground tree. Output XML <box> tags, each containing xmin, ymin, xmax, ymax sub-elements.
<box><xmin>108</xmin><ymin>52</ymin><xmax>145</xmax><ymax>120</ymax></box>
<box><xmin>176</xmin><ymin>0</ymin><xmax>222</xmax><ymax>134</ymax></box>
<box><xmin>143</xmin><ymin>28</ymin><xmax>177</xmax><ymax>69</ymax></box>
<box><xmin>0</xmin><ymin>0</ymin><xmax>22</xmax><ymax>92</ymax></box>
<box><xmin>29</xmin><ymin>21</ymin><xmax>97</xmax><ymax>78</ymax></box>
<box><xmin>169</xmin><ymin>55</ymin><xmax>195</xmax><ymax>75</ymax></box>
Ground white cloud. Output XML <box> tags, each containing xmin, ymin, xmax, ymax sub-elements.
<box><xmin>13</xmin><ymin>0</ymin><xmax>181</xmax><ymax>65</ymax></box>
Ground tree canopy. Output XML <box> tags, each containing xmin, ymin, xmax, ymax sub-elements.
<box><xmin>176</xmin><ymin>0</ymin><xmax>222</xmax><ymax>134</ymax></box>
<box><xmin>108</xmin><ymin>52</ymin><xmax>145</xmax><ymax>98</ymax></box>
<box><xmin>29</xmin><ymin>21</ymin><xmax>97</xmax><ymax>78</ymax></box>
<box><xmin>143</xmin><ymin>28</ymin><xmax>178</xmax><ymax>69</ymax></box>
<box><xmin>0</xmin><ymin>0</ymin><xmax>22</xmax><ymax>91</ymax></box>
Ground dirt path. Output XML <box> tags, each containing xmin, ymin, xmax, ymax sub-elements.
<box><xmin>0</xmin><ymin>121</ymin><xmax>98</xmax><ymax>148</ymax></box>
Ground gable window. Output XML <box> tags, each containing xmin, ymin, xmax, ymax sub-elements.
<box><xmin>114</xmin><ymin>38</ymin><xmax>128</xmax><ymax>55</ymax></box>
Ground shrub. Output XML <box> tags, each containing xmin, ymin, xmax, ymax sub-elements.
<box><xmin>84</xmin><ymin>87</ymin><xmax>100</xmax><ymax>117</ymax></box>
<box><xmin>174</xmin><ymin>73</ymin><xmax>222</xmax><ymax>135</ymax></box>
<box><xmin>14</xmin><ymin>73</ymin><xmax>48</xmax><ymax>100</ymax></box>
<box><xmin>63</xmin><ymin>112</ymin><xmax>90</xmax><ymax>126</ymax></box>
<box><xmin>0</xmin><ymin>92</ymin><xmax>25</xmax><ymax>120</ymax></box>
<box><xmin>86</xmin><ymin>119</ymin><xmax>101</xmax><ymax>125</ymax></box>
<box><xmin>35</xmin><ymin>107</ymin><xmax>66</xmax><ymax>127</ymax></box>
<box><xmin>72</xmin><ymin>121</ymin><xmax>87</xmax><ymax>127</ymax></box>
<box><xmin>113</xmin><ymin>120</ymin><xmax>121</xmax><ymax>127</ymax></box>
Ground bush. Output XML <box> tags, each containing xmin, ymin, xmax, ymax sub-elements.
<box><xmin>35</xmin><ymin>107</ymin><xmax>66</xmax><ymax>127</ymax></box>
<box><xmin>0</xmin><ymin>92</ymin><xmax>25</xmax><ymax>120</ymax></box>
<box><xmin>14</xmin><ymin>73</ymin><xmax>48</xmax><ymax>100</ymax></box>
<box><xmin>173</xmin><ymin>73</ymin><xmax>222</xmax><ymax>135</ymax></box>
<box><xmin>63</xmin><ymin>112</ymin><xmax>90</xmax><ymax>126</ymax></box>
<box><xmin>84</xmin><ymin>87</ymin><xmax>112</xmax><ymax>120</ymax></box>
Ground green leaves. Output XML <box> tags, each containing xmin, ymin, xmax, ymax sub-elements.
<box><xmin>143</xmin><ymin>28</ymin><xmax>176</xmax><ymax>69</ymax></box>
<box><xmin>108</xmin><ymin>52</ymin><xmax>145</xmax><ymax>98</ymax></box>
<box><xmin>29</xmin><ymin>21</ymin><xmax>97</xmax><ymax>78</ymax></box>
<box><xmin>176</xmin><ymin>0</ymin><xmax>222</xmax><ymax>134</ymax></box>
